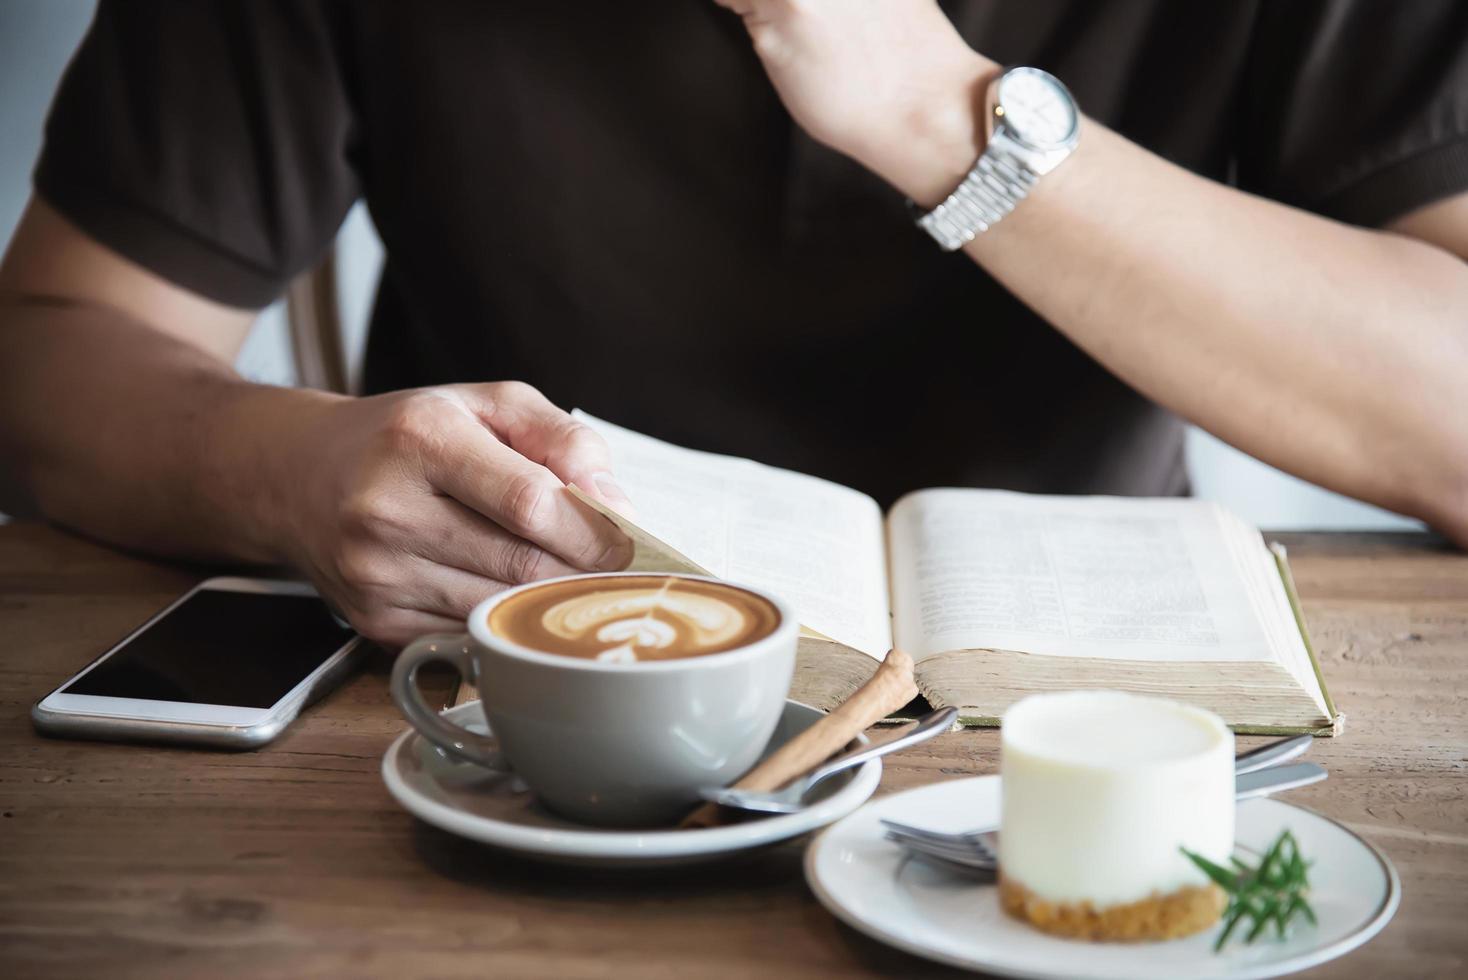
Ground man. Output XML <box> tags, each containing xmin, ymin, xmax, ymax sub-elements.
<box><xmin>2</xmin><ymin>1</ymin><xmax>1466</xmax><ymax>646</ymax></box>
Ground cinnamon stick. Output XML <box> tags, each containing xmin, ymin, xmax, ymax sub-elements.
<box><xmin>681</xmin><ymin>648</ymin><xmax>918</xmax><ymax>828</ymax></box>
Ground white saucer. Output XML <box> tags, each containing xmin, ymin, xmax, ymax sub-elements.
<box><xmin>382</xmin><ymin>699</ymin><xmax>880</xmax><ymax>867</ymax></box>
<box><xmin>805</xmin><ymin>776</ymin><xmax>1399</xmax><ymax>979</ymax></box>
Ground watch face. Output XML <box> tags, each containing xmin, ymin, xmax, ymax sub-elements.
<box><xmin>997</xmin><ymin>67</ymin><xmax>1078</xmax><ymax>149</ymax></box>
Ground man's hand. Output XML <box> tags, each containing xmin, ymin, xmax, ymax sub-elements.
<box><xmin>280</xmin><ymin>382</ymin><xmax>635</xmax><ymax>645</ymax></box>
<box><xmin>715</xmin><ymin>0</ymin><xmax>997</xmax><ymax>204</ymax></box>
<box><xmin>1</xmin><ymin>202</ymin><xmax>640</xmax><ymax>643</ymax></box>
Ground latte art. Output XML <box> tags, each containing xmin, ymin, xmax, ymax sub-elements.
<box><xmin>544</xmin><ymin>589</ymin><xmax>748</xmax><ymax>659</ymax></box>
<box><xmin>487</xmin><ymin>575</ymin><xmax>781</xmax><ymax>662</ymax></box>
<box><xmin>595</xmin><ymin>616</ymin><xmax>678</xmax><ymax>649</ymax></box>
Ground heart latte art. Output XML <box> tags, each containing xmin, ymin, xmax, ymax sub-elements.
<box><xmin>487</xmin><ymin>576</ymin><xmax>781</xmax><ymax>662</ymax></box>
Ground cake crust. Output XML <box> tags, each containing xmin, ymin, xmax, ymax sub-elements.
<box><xmin>999</xmin><ymin>872</ymin><xmax>1226</xmax><ymax>942</ymax></box>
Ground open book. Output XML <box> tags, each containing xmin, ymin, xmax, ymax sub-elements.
<box><xmin>571</xmin><ymin>412</ymin><xmax>1341</xmax><ymax>735</ymax></box>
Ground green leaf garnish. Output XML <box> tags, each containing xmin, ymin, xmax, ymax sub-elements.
<box><xmin>1182</xmin><ymin>829</ymin><xmax>1315</xmax><ymax>952</ymax></box>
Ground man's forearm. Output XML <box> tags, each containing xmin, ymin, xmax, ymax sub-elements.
<box><xmin>872</xmin><ymin>52</ymin><xmax>1468</xmax><ymax>540</ymax></box>
<box><xmin>934</xmin><ymin>119</ymin><xmax>1468</xmax><ymax>537</ymax></box>
<box><xmin>0</xmin><ymin>298</ymin><xmax>338</xmax><ymax>563</ymax></box>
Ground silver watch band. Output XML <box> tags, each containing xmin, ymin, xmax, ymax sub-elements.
<box><xmin>915</xmin><ymin>149</ymin><xmax>1039</xmax><ymax>251</ymax></box>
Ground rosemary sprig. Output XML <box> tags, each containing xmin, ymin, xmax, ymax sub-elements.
<box><xmin>1182</xmin><ymin>829</ymin><xmax>1316</xmax><ymax>952</ymax></box>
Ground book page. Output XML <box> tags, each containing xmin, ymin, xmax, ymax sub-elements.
<box><xmin>888</xmin><ymin>489</ymin><xmax>1278</xmax><ymax>663</ymax></box>
<box><xmin>574</xmin><ymin>411</ymin><xmax>892</xmax><ymax>658</ymax></box>
<box><xmin>1224</xmin><ymin>517</ymin><xmax>1329</xmax><ymax>718</ymax></box>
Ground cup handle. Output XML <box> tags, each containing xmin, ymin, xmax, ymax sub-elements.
<box><xmin>390</xmin><ymin>633</ymin><xmax>509</xmax><ymax>770</ymax></box>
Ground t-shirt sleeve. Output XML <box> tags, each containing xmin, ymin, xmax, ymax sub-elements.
<box><xmin>1236</xmin><ymin>0</ymin><xmax>1468</xmax><ymax>228</ymax></box>
<box><xmin>33</xmin><ymin>0</ymin><xmax>361</xmax><ymax>309</ymax></box>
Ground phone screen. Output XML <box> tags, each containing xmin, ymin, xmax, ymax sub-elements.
<box><xmin>63</xmin><ymin>590</ymin><xmax>356</xmax><ymax>708</ymax></box>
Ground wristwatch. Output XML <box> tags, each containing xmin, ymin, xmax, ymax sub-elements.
<box><xmin>914</xmin><ymin>66</ymin><xmax>1080</xmax><ymax>251</ymax></box>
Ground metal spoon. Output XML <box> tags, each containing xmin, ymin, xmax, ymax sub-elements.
<box><xmin>701</xmin><ymin>706</ymin><xmax>959</xmax><ymax>815</ymax></box>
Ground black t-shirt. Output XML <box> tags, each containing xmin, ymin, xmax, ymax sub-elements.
<box><xmin>34</xmin><ymin>1</ymin><xmax>1468</xmax><ymax>507</ymax></box>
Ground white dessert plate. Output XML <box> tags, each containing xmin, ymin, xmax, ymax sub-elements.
<box><xmin>383</xmin><ymin>699</ymin><xmax>880</xmax><ymax>867</ymax></box>
<box><xmin>805</xmin><ymin>776</ymin><xmax>1399</xmax><ymax>979</ymax></box>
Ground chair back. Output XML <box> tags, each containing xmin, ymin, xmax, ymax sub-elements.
<box><xmin>285</xmin><ymin>251</ymin><xmax>350</xmax><ymax>394</ymax></box>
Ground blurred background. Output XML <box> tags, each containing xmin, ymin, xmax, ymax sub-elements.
<box><xmin>0</xmin><ymin>0</ymin><xmax>1421</xmax><ymax>532</ymax></box>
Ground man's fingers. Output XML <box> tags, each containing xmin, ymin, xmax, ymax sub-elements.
<box><xmin>394</xmin><ymin>558</ymin><xmax>516</xmax><ymax>623</ymax></box>
<box><xmin>353</xmin><ymin>608</ymin><xmax>465</xmax><ymax>649</ymax></box>
<box><xmin>423</xmin><ymin>407</ymin><xmax>633</xmax><ymax>573</ymax></box>
<box><xmin>392</xmin><ymin>493</ymin><xmax>583</xmax><ymax>585</ymax></box>
<box><xmin>457</xmin><ymin>382</ymin><xmax>635</xmax><ymax>517</ymax></box>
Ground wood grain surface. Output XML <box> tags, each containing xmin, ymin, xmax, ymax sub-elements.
<box><xmin>1</xmin><ymin>523</ymin><xmax>1464</xmax><ymax>979</ymax></box>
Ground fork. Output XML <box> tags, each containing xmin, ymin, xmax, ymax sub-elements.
<box><xmin>885</xmin><ymin>761</ymin><xmax>1328</xmax><ymax>874</ymax></box>
<box><xmin>884</xmin><ymin>749</ymin><xmax>1325</xmax><ymax>875</ymax></box>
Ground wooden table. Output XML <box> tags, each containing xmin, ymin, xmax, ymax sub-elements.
<box><xmin>1</xmin><ymin>524</ymin><xmax>1465</xmax><ymax>979</ymax></box>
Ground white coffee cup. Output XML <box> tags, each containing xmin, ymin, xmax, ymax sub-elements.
<box><xmin>390</xmin><ymin>572</ymin><xmax>798</xmax><ymax>827</ymax></box>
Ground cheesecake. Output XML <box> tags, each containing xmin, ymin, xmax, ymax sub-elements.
<box><xmin>999</xmin><ymin>691</ymin><xmax>1234</xmax><ymax>941</ymax></box>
